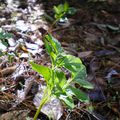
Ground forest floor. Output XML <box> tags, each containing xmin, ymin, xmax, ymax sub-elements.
<box><xmin>0</xmin><ymin>0</ymin><xmax>120</xmax><ymax>120</ymax></box>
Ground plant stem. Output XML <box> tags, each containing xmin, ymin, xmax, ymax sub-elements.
<box><xmin>34</xmin><ymin>43</ymin><xmax>56</xmax><ymax>120</ymax></box>
<box><xmin>33</xmin><ymin>88</ymin><xmax>50</xmax><ymax>120</ymax></box>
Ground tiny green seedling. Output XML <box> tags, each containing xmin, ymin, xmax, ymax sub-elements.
<box><xmin>53</xmin><ymin>2</ymin><xmax>77</xmax><ymax>23</ymax></box>
<box><xmin>30</xmin><ymin>34</ymin><xmax>93</xmax><ymax>120</ymax></box>
<box><xmin>0</xmin><ymin>31</ymin><xmax>14</xmax><ymax>62</ymax></box>
<box><xmin>0</xmin><ymin>31</ymin><xmax>13</xmax><ymax>47</ymax></box>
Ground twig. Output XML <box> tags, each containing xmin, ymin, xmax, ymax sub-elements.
<box><xmin>52</xmin><ymin>20</ymin><xmax>81</xmax><ymax>32</ymax></box>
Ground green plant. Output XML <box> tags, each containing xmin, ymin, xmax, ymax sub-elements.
<box><xmin>30</xmin><ymin>34</ymin><xmax>93</xmax><ymax>120</ymax></box>
<box><xmin>0</xmin><ymin>31</ymin><xmax>15</xmax><ymax>61</ymax></box>
<box><xmin>0</xmin><ymin>31</ymin><xmax>14</xmax><ymax>62</ymax></box>
<box><xmin>53</xmin><ymin>2</ymin><xmax>76</xmax><ymax>23</ymax></box>
<box><xmin>0</xmin><ymin>31</ymin><xmax>13</xmax><ymax>47</ymax></box>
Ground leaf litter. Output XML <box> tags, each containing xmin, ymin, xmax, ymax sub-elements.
<box><xmin>0</xmin><ymin>0</ymin><xmax>120</xmax><ymax>120</ymax></box>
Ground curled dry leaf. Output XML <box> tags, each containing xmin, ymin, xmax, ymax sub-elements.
<box><xmin>0</xmin><ymin>66</ymin><xmax>16</xmax><ymax>77</ymax></box>
<box><xmin>0</xmin><ymin>60</ymin><xmax>7</xmax><ymax>69</ymax></box>
<box><xmin>0</xmin><ymin>110</ymin><xmax>30</xmax><ymax>120</ymax></box>
<box><xmin>95</xmin><ymin>50</ymin><xmax>116</xmax><ymax>57</ymax></box>
<box><xmin>16</xmin><ymin>20</ymin><xmax>29</xmax><ymax>32</ymax></box>
<box><xmin>78</xmin><ymin>51</ymin><xmax>93</xmax><ymax>58</ymax></box>
<box><xmin>88</xmin><ymin>89</ymin><xmax>106</xmax><ymax>102</ymax></box>
<box><xmin>16</xmin><ymin>77</ymin><xmax>34</xmax><ymax>104</ymax></box>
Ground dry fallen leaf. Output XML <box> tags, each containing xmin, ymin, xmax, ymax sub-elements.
<box><xmin>16</xmin><ymin>77</ymin><xmax>34</xmax><ymax>104</ymax></box>
<box><xmin>0</xmin><ymin>110</ymin><xmax>30</xmax><ymax>120</ymax></box>
<box><xmin>0</xmin><ymin>66</ymin><xmax>16</xmax><ymax>77</ymax></box>
<box><xmin>78</xmin><ymin>51</ymin><xmax>93</xmax><ymax>58</ymax></box>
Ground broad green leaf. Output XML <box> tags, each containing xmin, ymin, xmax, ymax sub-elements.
<box><xmin>64</xmin><ymin>2</ymin><xmax>69</xmax><ymax>12</ymax></box>
<box><xmin>44</xmin><ymin>34</ymin><xmax>63</xmax><ymax>55</ymax></box>
<box><xmin>68</xmin><ymin>7</ymin><xmax>77</xmax><ymax>15</ymax></box>
<box><xmin>74</xmin><ymin>74</ymin><xmax>93</xmax><ymax>89</ymax></box>
<box><xmin>0</xmin><ymin>32</ymin><xmax>12</xmax><ymax>39</ymax></box>
<box><xmin>54</xmin><ymin>4</ymin><xmax>64</xmax><ymax>18</ymax></box>
<box><xmin>55</xmin><ymin>70</ymin><xmax>66</xmax><ymax>87</ymax></box>
<box><xmin>75</xmin><ymin>78</ymin><xmax>93</xmax><ymax>89</ymax></box>
<box><xmin>58</xmin><ymin>4</ymin><xmax>64</xmax><ymax>13</ymax></box>
<box><xmin>73</xmin><ymin>66</ymin><xmax>93</xmax><ymax>89</ymax></box>
<box><xmin>54</xmin><ymin>89</ymin><xmax>65</xmax><ymax>97</ymax></box>
<box><xmin>44</xmin><ymin>39</ymin><xmax>57</xmax><ymax>62</ymax></box>
<box><xmin>30</xmin><ymin>62</ymin><xmax>51</xmax><ymax>81</ymax></box>
<box><xmin>55</xmin><ymin>53</ymin><xmax>66</xmax><ymax>67</ymax></box>
<box><xmin>44</xmin><ymin>40</ymin><xmax>52</xmax><ymax>55</ymax></box>
<box><xmin>53</xmin><ymin>6</ymin><xmax>60</xmax><ymax>14</ymax></box>
<box><xmin>54</xmin><ymin>91</ymin><xmax>74</xmax><ymax>109</ymax></box>
<box><xmin>59</xmin><ymin>94</ymin><xmax>74</xmax><ymax>109</ymax></box>
<box><xmin>63</xmin><ymin>54</ymin><xmax>82</xmax><ymax>73</ymax></box>
<box><xmin>54</xmin><ymin>84</ymin><xmax>63</xmax><ymax>94</ymax></box>
<box><xmin>67</xmin><ymin>86</ymin><xmax>89</xmax><ymax>103</ymax></box>
<box><xmin>61</xmin><ymin>54</ymin><xmax>93</xmax><ymax>89</ymax></box>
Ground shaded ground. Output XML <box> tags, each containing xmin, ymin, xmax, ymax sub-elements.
<box><xmin>0</xmin><ymin>0</ymin><xmax>120</xmax><ymax>120</ymax></box>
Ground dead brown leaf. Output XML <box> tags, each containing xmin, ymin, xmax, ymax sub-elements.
<box><xmin>0</xmin><ymin>110</ymin><xmax>30</xmax><ymax>120</ymax></box>
<box><xmin>0</xmin><ymin>66</ymin><xmax>16</xmax><ymax>77</ymax></box>
<box><xmin>78</xmin><ymin>51</ymin><xmax>93</xmax><ymax>58</ymax></box>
